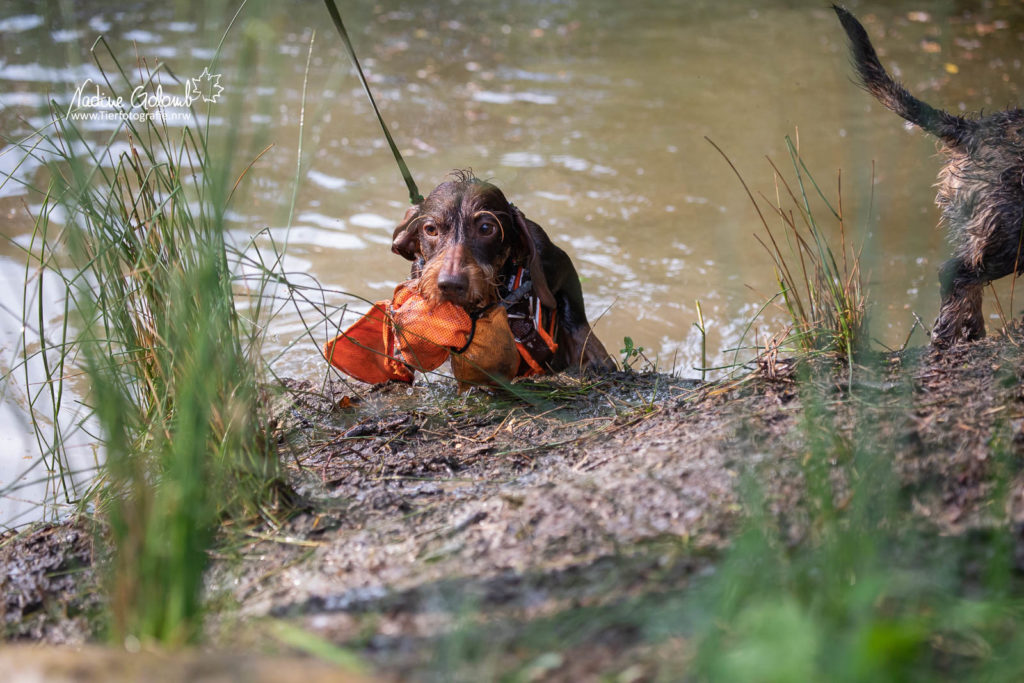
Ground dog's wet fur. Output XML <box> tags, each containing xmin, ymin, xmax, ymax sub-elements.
<box><xmin>391</xmin><ymin>171</ymin><xmax>616</xmax><ymax>373</ymax></box>
<box><xmin>835</xmin><ymin>5</ymin><xmax>1024</xmax><ymax>348</ymax></box>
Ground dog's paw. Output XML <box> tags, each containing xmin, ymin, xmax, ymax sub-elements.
<box><xmin>581</xmin><ymin>347</ymin><xmax>618</xmax><ymax>374</ymax></box>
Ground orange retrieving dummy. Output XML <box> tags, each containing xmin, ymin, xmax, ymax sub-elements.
<box><xmin>324</xmin><ymin>282</ymin><xmax>522</xmax><ymax>390</ymax></box>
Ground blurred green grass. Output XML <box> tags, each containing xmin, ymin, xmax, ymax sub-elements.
<box><xmin>7</xmin><ymin>9</ymin><xmax>308</xmax><ymax>645</ymax></box>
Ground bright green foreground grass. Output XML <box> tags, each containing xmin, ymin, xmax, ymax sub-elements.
<box><xmin>8</xmin><ymin>27</ymin><xmax>306</xmax><ymax>644</ymax></box>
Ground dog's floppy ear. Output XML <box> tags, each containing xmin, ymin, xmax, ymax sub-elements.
<box><xmin>509</xmin><ymin>204</ymin><xmax>556</xmax><ymax>309</ymax></box>
<box><xmin>391</xmin><ymin>205</ymin><xmax>422</xmax><ymax>261</ymax></box>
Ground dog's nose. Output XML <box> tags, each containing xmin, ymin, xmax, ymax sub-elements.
<box><xmin>437</xmin><ymin>271</ymin><xmax>468</xmax><ymax>299</ymax></box>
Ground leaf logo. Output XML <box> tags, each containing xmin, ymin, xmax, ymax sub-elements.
<box><xmin>189</xmin><ymin>67</ymin><xmax>224</xmax><ymax>104</ymax></box>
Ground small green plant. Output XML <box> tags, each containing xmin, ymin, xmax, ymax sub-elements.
<box><xmin>620</xmin><ymin>336</ymin><xmax>646</xmax><ymax>371</ymax></box>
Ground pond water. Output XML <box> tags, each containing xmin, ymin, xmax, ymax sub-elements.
<box><xmin>1</xmin><ymin>0</ymin><xmax>1022</xmax><ymax>524</ymax></box>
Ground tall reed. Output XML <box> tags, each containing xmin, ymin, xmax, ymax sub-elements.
<box><xmin>710</xmin><ymin>136</ymin><xmax>867</xmax><ymax>360</ymax></box>
<box><xmin>14</xmin><ymin>42</ymin><xmax>290</xmax><ymax>644</ymax></box>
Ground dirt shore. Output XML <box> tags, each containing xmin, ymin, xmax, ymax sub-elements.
<box><xmin>4</xmin><ymin>326</ymin><xmax>1024</xmax><ymax>678</ymax></box>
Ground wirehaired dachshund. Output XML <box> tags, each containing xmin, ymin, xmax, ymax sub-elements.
<box><xmin>835</xmin><ymin>5</ymin><xmax>1024</xmax><ymax>348</ymax></box>
<box><xmin>391</xmin><ymin>171</ymin><xmax>616</xmax><ymax>374</ymax></box>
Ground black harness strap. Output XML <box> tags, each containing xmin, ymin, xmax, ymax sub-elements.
<box><xmin>497</xmin><ymin>264</ymin><xmax>557</xmax><ymax>368</ymax></box>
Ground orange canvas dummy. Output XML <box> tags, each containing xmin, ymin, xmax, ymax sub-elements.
<box><xmin>325</xmin><ymin>281</ymin><xmax>533</xmax><ymax>390</ymax></box>
<box><xmin>450</xmin><ymin>305</ymin><xmax>522</xmax><ymax>392</ymax></box>
<box><xmin>324</xmin><ymin>282</ymin><xmax>472</xmax><ymax>384</ymax></box>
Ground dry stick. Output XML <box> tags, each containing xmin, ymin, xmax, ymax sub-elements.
<box><xmin>765</xmin><ymin>159</ymin><xmax>816</xmax><ymax>315</ymax></box>
<box><xmin>582</xmin><ymin>297</ymin><xmax>618</xmax><ymax>370</ymax></box>
<box><xmin>898</xmin><ymin>319</ymin><xmax>920</xmax><ymax>353</ymax></box>
<box><xmin>871</xmin><ymin>337</ymin><xmax>897</xmax><ymax>354</ymax></box>
<box><xmin>1008</xmin><ymin>218</ymin><xmax>1024</xmax><ymax>333</ymax></box>
<box><xmin>911</xmin><ymin>311</ymin><xmax>931</xmax><ymax>336</ymax></box>
<box><xmin>694</xmin><ymin>299</ymin><xmax>706</xmax><ymax>382</ymax></box>
<box><xmin>766</xmin><ymin>171</ymin><xmax>812</xmax><ymax>320</ymax></box>
<box><xmin>989</xmin><ymin>283</ymin><xmax>1007</xmax><ymax>332</ymax></box>
<box><xmin>706</xmin><ymin>139</ymin><xmax>808</xmax><ymax>331</ymax></box>
<box><xmin>759</xmin><ymin>188</ymin><xmax>813</xmax><ymax>321</ymax></box>
<box><xmin>227</xmin><ymin>143</ymin><xmax>275</xmax><ymax>205</ymax></box>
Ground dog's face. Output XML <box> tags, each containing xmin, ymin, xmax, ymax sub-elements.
<box><xmin>392</xmin><ymin>177</ymin><xmax>522</xmax><ymax>309</ymax></box>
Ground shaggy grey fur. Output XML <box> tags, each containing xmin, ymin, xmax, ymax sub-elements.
<box><xmin>835</xmin><ymin>5</ymin><xmax>1024</xmax><ymax>347</ymax></box>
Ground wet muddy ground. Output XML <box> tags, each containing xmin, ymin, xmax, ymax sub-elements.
<box><xmin>4</xmin><ymin>326</ymin><xmax>1024</xmax><ymax>678</ymax></box>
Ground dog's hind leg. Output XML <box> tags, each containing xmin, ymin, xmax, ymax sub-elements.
<box><xmin>933</xmin><ymin>258</ymin><xmax>986</xmax><ymax>347</ymax></box>
<box><xmin>544</xmin><ymin>255</ymin><xmax>616</xmax><ymax>373</ymax></box>
<box><xmin>556</xmin><ymin>291</ymin><xmax>616</xmax><ymax>373</ymax></box>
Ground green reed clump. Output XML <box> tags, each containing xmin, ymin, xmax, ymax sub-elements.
<box><xmin>18</xmin><ymin>49</ymin><xmax>289</xmax><ymax>645</ymax></box>
<box><xmin>711</xmin><ymin>136</ymin><xmax>866</xmax><ymax>360</ymax></box>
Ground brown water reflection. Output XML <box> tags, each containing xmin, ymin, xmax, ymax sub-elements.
<box><xmin>0</xmin><ymin>1</ymin><xmax>1023</xmax><ymax>519</ymax></box>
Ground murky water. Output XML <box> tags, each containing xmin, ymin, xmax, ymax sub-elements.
<box><xmin>1</xmin><ymin>0</ymin><xmax>1022</xmax><ymax>524</ymax></box>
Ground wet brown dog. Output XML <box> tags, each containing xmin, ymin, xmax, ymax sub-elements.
<box><xmin>391</xmin><ymin>171</ymin><xmax>616</xmax><ymax>374</ymax></box>
<box><xmin>835</xmin><ymin>5</ymin><xmax>1024</xmax><ymax>348</ymax></box>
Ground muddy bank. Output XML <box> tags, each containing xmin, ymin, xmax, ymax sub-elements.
<box><xmin>203</xmin><ymin>327</ymin><xmax>1024</xmax><ymax>675</ymax></box>
<box><xmin>4</xmin><ymin>328</ymin><xmax>1024</xmax><ymax>677</ymax></box>
<box><xmin>0</xmin><ymin>645</ymin><xmax>366</xmax><ymax>683</ymax></box>
<box><xmin>1</xmin><ymin>521</ymin><xmax>100</xmax><ymax>644</ymax></box>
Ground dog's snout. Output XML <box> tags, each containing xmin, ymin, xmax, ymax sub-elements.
<box><xmin>435</xmin><ymin>244</ymin><xmax>470</xmax><ymax>301</ymax></box>
<box><xmin>437</xmin><ymin>271</ymin><xmax>468</xmax><ymax>298</ymax></box>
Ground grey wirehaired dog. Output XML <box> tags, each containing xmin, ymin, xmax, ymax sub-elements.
<box><xmin>834</xmin><ymin>5</ymin><xmax>1024</xmax><ymax>348</ymax></box>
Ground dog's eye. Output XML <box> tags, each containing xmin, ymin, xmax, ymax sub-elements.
<box><xmin>479</xmin><ymin>221</ymin><xmax>496</xmax><ymax>236</ymax></box>
<box><xmin>423</xmin><ymin>223</ymin><xmax>438</xmax><ymax>237</ymax></box>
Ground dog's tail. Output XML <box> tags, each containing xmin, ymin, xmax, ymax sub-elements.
<box><xmin>833</xmin><ymin>5</ymin><xmax>974</xmax><ymax>149</ymax></box>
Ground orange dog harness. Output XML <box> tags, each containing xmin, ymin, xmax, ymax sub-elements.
<box><xmin>501</xmin><ymin>266</ymin><xmax>559</xmax><ymax>377</ymax></box>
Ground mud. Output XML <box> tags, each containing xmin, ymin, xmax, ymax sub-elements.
<box><xmin>4</xmin><ymin>328</ymin><xmax>1024</xmax><ymax>677</ymax></box>
<box><xmin>0</xmin><ymin>645</ymin><xmax>367</xmax><ymax>683</ymax></box>
<box><xmin>1</xmin><ymin>521</ymin><xmax>100</xmax><ymax>643</ymax></box>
